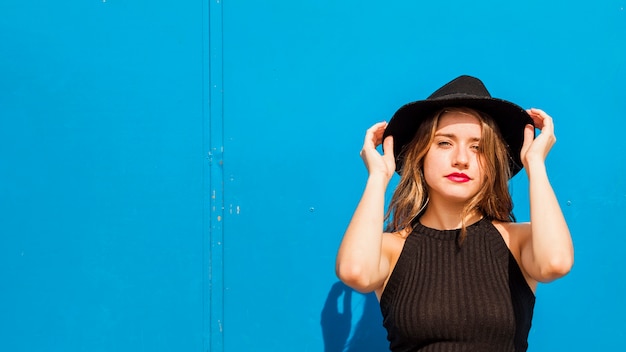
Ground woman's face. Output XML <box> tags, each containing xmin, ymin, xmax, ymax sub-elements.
<box><xmin>423</xmin><ymin>111</ymin><xmax>485</xmax><ymax>204</ymax></box>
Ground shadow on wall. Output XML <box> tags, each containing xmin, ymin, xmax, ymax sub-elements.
<box><xmin>321</xmin><ymin>281</ymin><xmax>388</xmax><ymax>352</ymax></box>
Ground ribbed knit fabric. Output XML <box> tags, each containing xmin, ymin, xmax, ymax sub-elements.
<box><xmin>379</xmin><ymin>218</ymin><xmax>535</xmax><ymax>352</ymax></box>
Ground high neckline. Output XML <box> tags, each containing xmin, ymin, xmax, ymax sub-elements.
<box><xmin>412</xmin><ymin>217</ymin><xmax>487</xmax><ymax>240</ymax></box>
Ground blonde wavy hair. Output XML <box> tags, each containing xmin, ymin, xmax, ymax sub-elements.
<box><xmin>384</xmin><ymin>107</ymin><xmax>515</xmax><ymax>242</ymax></box>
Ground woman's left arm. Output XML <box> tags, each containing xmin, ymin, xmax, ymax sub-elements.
<box><xmin>519</xmin><ymin>108</ymin><xmax>574</xmax><ymax>282</ymax></box>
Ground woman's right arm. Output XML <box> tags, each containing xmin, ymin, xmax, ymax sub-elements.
<box><xmin>335</xmin><ymin>122</ymin><xmax>395</xmax><ymax>293</ymax></box>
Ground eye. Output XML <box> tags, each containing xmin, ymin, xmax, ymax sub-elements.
<box><xmin>437</xmin><ymin>140</ymin><xmax>452</xmax><ymax>147</ymax></box>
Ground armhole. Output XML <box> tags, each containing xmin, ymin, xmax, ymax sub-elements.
<box><xmin>492</xmin><ymin>221</ymin><xmax>538</xmax><ymax>295</ymax></box>
<box><xmin>378</xmin><ymin>232</ymin><xmax>409</xmax><ymax>303</ymax></box>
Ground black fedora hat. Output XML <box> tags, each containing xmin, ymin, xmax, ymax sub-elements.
<box><xmin>383</xmin><ymin>75</ymin><xmax>533</xmax><ymax>177</ymax></box>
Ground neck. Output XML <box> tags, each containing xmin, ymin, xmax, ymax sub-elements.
<box><xmin>419</xmin><ymin>200</ymin><xmax>482</xmax><ymax>230</ymax></box>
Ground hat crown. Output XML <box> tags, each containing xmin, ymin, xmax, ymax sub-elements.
<box><xmin>428</xmin><ymin>75</ymin><xmax>492</xmax><ymax>100</ymax></box>
<box><xmin>384</xmin><ymin>74</ymin><xmax>533</xmax><ymax>177</ymax></box>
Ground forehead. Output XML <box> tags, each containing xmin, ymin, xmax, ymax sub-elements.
<box><xmin>436</xmin><ymin>111</ymin><xmax>482</xmax><ymax>134</ymax></box>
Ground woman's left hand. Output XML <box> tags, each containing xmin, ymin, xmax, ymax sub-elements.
<box><xmin>520</xmin><ymin>108</ymin><xmax>556</xmax><ymax>167</ymax></box>
<box><xmin>517</xmin><ymin>108</ymin><xmax>574</xmax><ymax>283</ymax></box>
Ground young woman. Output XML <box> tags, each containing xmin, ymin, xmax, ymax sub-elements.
<box><xmin>336</xmin><ymin>76</ymin><xmax>574</xmax><ymax>351</ymax></box>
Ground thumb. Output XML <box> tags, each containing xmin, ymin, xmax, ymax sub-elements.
<box><xmin>382</xmin><ymin>135</ymin><xmax>396</xmax><ymax>173</ymax></box>
<box><xmin>520</xmin><ymin>124</ymin><xmax>534</xmax><ymax>162</ymax></box>
<box><xmin>382</xmin><ymin>135</ymin><xmax>394</xmax><ymax>159</ymax></box>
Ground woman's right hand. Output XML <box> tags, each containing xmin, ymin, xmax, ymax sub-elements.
<box><xmin>360</xmin><ymin>122</ymin><xmax>395</xmax><ymax>181</ymax></box>
<box><xmin>337</xmin><ymin>121</ymin><xmax>396</xmax><ymax>293</ymax></box>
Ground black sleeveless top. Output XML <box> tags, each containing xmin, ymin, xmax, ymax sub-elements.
<box><xmin>379</xmin><ymin>218</ymin><xmax>535</xmax><ymax>352</ymax></box>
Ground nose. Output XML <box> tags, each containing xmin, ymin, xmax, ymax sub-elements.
<box><xmin>452</xmin><ymin>146</ymin><xmax>469</xmax><ymax>169</ymax></box>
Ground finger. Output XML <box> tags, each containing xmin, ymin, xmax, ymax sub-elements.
<box><xmin>525</xmin><ymin>109</ymin><xmax>542</xmax><ymax>129</ymax></box>
<box><xmin>366</xmin><ymin>121</ymin><xmax>388</xmax><ymax>134</ymax></box>
<box><xmin>364</xmin><ymin>125</ymin><xmax>382</xmax><ymax>148</ymax></box>
<box><xmin>520</xmin><ymin>124</ymin><xmax>535</xmax><ymax>161</ymax></box>
<box><xmin>382</xmin><ymin>135</ymin><xmax>394</xmax><ymax>158</ymax></box>
<box><xmin>382</xmin><ymin>135</ymin><xmax>396</xmax><ymax>172</ymax></box>
<box><xmin>365</xmin><ymin>121</ymin><xmax>388</xmax><ymax>146</ymax></box>
<box><xmin>538</xmin><ymin>111</ymin><xmax>554</xmax><ymax>135</ymax></box>
<box><xmin>526</xmin><ymin>108</ymin><xmax>554</xmax><ymax>130</ymax></box>
<box><xmin>527</xmin><ymin>108</ymin><xmax>542</xmax><ymax>113</ymax></box>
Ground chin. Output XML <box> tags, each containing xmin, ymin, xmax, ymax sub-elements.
<box><xmin>441</xmin><ymin>192</ymin><xmax>479</xmax><ymax>204</ymax></box>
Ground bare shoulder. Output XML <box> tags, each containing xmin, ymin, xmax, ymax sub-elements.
<box><xmin>382</xmin><ymin>230</ymin><xmax>407</xmax><ymax>252</ymax></box>
<box><xmin>381</xmin><ymin>230</ymin><xmax>407</xmax><ymax>269</ymax></box>
<box><xmin>492</xmin><ymin>220</ymin><xmax>530</xmax><ymax>233</ymax></box>
<box><xmin>376</xmin><ymin>230</ymin><xmax>408</xmax><ymax>298</ymax></box>
<box><xmin>492</xmin><ymin>221</ymin><xmax>531</xmax><ymax>254</ymax></box>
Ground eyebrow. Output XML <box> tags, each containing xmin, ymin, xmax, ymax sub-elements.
<box><xmin>435</xmin><ymin>133</ymin><xmax>481</xmax><ymax>142</ymax></box>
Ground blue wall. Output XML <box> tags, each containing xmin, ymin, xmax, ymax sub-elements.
<box><xmin>1</xmin><ymin>1</ymin><xmax>625</xmax><ymax>351</ymax></box>
<box><xmin>1</xmin><ymin>1</ymin><xmax>210</xmax><ymax>350</ymax></box>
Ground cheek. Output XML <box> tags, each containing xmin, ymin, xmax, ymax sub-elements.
<box><xmin>422</xmin><ymin>154</ymin><xmax>439</xmax><ymax>187</ymax></box>
<box><xmin>422</xmin><ymin>168</ymin><xmax>434</xmax><ymax>188</ymax></box>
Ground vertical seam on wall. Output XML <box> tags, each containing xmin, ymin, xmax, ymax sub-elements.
<box><xmin>207</xmin><ymin>0</ymin><xmax>224</xmax><ymax>351</ymax></box>
<box><xmin>202</xmin><ymin>2</ymin><xmax>209</xmax><ymax>350</ymax></box>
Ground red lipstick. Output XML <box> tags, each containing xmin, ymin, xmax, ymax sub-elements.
<box><xmin>446</xmin><ymin>173</ymin><xmax>470</xmax><ymax>183</ymax></box>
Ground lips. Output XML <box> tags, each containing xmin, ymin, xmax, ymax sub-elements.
<box><xmin>446</xmin><ymin>173</ymin><xmax>470</xmax><ymax>183</ymax></box>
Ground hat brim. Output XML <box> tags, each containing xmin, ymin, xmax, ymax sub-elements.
<box><xmin>383</xmin><ymin>96</ymin><xmax>533</xmax><ymax>177</ymax></box>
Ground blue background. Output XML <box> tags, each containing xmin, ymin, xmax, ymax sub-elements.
<box><xmin>1</xmin><ymin>0</ymin><xmax>625</xmax><ymax>351</ymax></box>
